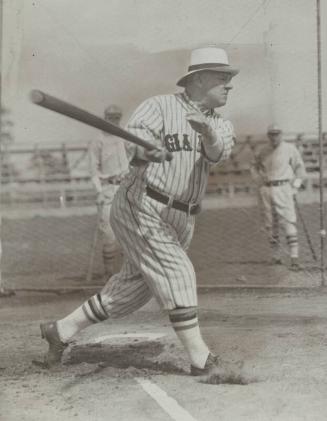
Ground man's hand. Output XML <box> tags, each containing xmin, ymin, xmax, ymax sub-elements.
<box><xmin>292</xmin><ymin>178</ymin><xmax>302</xmax><ymax>196</ymax></box>
<box><xmin>144</xmin><ymin>148</ymin><xmax>172</xmax><ymax>163</ymax></box>
<box><xmin>96</xmin><ymin>191</ymin><xmax>105</xmax><ymax>206</ymax></box>
<box><xmin>186</xmin><ymin>112</ymin><xmax>213</xmax><ymax>136</ymax></box>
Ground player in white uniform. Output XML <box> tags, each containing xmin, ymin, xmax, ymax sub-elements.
<box><xmin>251</xmin><ymin>125</ymin><xmax>307</xmax><ymax>270</ymax></box>
<box><xmin>88</xmin><ymin>105</ymin><xmax>129</xmax><ymax>277</ymax></box>
<box><xmin>40</xmin><ymin>46</ymin><xmax>241</xmax><ymax>377</ymax></box>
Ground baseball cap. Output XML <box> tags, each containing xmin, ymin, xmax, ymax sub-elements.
<box><xmin>104</xmin><ymin>104</ymin><xmax>122</xmax><ymax>116</ymax></box>
<box><xmin>267</xmin><ymin>124</ymin><xmax>282</xmax><ymax>134</ymax></box>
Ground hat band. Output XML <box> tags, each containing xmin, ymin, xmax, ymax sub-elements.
<box><xmin>188</xmin><ymin>63</ymin><xmax>229</xmax><ymax>71</ymax></box>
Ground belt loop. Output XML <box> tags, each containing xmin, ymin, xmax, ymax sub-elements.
<box><xmin>187</xmin><ymin>202</ymin><xmax>192</xmax><ymax>217</ymax></box>
<box><xmin>167</xmin><ymin>195</ymin><xmax>174</xmax><ymax>208</ymax></box>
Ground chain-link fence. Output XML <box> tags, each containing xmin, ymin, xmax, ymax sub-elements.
<box><xmin>1</xmin><ymin>1</ymin><xmax>325</xmax><ymax>291</ymax></box>
<box><xmin>0</xmin><ymin>133</ymin><xmax>325</xmax><ymax>291</ymax></box>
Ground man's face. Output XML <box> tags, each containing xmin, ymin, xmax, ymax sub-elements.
<box><xmin>198</xmin><ymin>71</ymin><xmax>233</xmax><ymax>108</ymax></box>
<box><xmin>268</xmin><ymin>132</ymin><xmax>282</xmax><ymax>148</ymax></box>
<box><xmin>104</xmin><ymin>113</ymin><xmax>122</xmax><ymax>126</ymax></box>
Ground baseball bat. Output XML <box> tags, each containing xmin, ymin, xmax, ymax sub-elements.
<box><xmin>30</xmin><ymin>90</ymin><xmax>173</xmax><ymax>161</ymax></box>
<box><xmin>293</xmin><ymin>196</ymin><xmax>317</xmax><ymax>261</ymax></box>
<box><xmin>86</xmin><ymin>212</ymin><xmax>100</xmax><ymax>284</ymax></box>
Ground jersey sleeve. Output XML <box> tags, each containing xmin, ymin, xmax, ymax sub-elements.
<box><xmin>291</xmin><ymin>144</ymin><xmax>307</xmax><ymax>180</ymax></box>
<box><xmin>125</xmin><ymin>97</ymin><xmax>164</xmax><ymax>164</ymax></box>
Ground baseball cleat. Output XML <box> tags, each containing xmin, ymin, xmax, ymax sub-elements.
<box><xmin>272</xmin><ymin>257</ymin><xmax>283</xmax><ymax>265</ymax></box>
<box><xmin>290</xmin><ymin>258</ymin><xmax>301</xmax><ymax>271</ymax></box>
<box><xmin>40</xmin><ymin>321</ymin><xmax>68</xmax><ymax>367</ymax></box>
<box><xmin>190</xmin><ymin>353</ymin><xmax>243</xmax><ymax>377</ymax></box>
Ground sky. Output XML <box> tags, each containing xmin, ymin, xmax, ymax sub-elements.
<box><xmin>2</xmin><ymin>0</ymin><xmax>326</xmax><ymax>146</ymax></box>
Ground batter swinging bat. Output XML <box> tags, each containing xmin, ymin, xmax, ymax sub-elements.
<box><xmin>30</xmin><ymin>90</ymin><xmax>173</xmax><ymax>161</ymax></box>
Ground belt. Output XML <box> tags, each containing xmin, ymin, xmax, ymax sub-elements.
<box><xmin>102</xmin><ymin>178</ymin><xmax>121</xmax><ymax>185</ymax></box>
<box><xmin>146</xmin><ymin>186</ymin><xmax>201</xmax><ymax>215</ymax></box>
<box><xmin>265</xmin><ymin>179</ymin><xmax>290</xmax><ymax>187</ymax></box>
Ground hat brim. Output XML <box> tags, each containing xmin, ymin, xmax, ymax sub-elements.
<box><xmin>176</xmin><ymin>66</ymin><xmax>239</xmax><ymax>87</ymax></box>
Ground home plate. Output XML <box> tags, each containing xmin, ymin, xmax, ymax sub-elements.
<box><xmin>89</xmin><ymin>332</ymin><xmax>167</xmax><ymax>344</ymax></box>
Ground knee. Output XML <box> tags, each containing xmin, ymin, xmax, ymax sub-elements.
<box><xmin>284</xmin><ymin>223</ymin><xmax>297</xmax><ymax>236</ymax></box>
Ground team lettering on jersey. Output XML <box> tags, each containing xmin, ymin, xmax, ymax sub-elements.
<box><xmin>164</xmin><ymin>133</ymin><xmax>202</xmax><ymax>153</ymax></box>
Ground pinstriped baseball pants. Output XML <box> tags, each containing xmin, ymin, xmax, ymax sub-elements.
<box><xmin>100</xmin><ymin>185</ymin><xmax>198</xmax><ymax>315</ymax></box>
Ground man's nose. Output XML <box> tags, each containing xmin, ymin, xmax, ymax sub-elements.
<box><xmin>225</xmin><ymin>83</ymin><xmax>233</xmax><ymax>90</ymax></box>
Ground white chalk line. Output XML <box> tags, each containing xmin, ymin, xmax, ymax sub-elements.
<box><xmin>89</xmin><ymin>332</ymin><xmax>166</xmax><ymax>344</ymax></box>
<box><xmin>136</xmin><ymin>378</ymin><xmax>198</xmax><ymax>421</ymax></box>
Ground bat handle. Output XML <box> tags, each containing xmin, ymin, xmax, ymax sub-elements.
<box><xmin>165</xmin><ymin>151</ymin><xmax>173</xmax><ymax>161</ymax></box>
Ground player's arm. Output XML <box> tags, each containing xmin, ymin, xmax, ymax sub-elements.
<box><xmin>125</xmin><ymin>98</ymin><xmax>166</xmax><ymax>164</ymax></box>
<box><xmin>291</xmin><ymin>145</ymin><xmax>307</xmax><ymax>190</ymax></box>
<box><xmin>187</xmin><ymin>113</ymin><xmax>234</xmax><ymax>163</ymax></box>
<box><xmin>249</xmin><ymin>146</ymin><xmax>266</xmax><ymax>185</ymax></box>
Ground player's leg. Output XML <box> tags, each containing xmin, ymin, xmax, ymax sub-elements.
<box><xmin>271</xmin><ymin>206</ymin><xmax>282</xmax><ymax>264</ymax></box>
<box><xmin>40</xmin><ymin>260</ymin><xmax>152</xmax><ymax>366</ymax></box>
<box><xmin>285</xmin><ymin>222</ymin><xmax>299</xmax><ymax>268</ymax></box>
<box><xmin>99</xmin><ymin>185</ymin><xmax>121</xmax><ymax>277</ymax></box>
<box><xmin>273</xmin><ymin>185</ymin><xmax>299</xmax><ymax>268</ymax></box>
<box><xmin>169</xmin><ymin>306</ymin><xmax>210</xmax><ymax>369</ymax></box>
<box><xmin>127</xmin><ymin>203</ymin><xmax>232</xmax><ymax>372</ymax></box>
<box><xmin>110</xmin><ymin>192</ymin><xmax>210</xmax><ymax>368</ymax></box>
<box><xmin>259</xmin><ymin>187</ymin><xmax>281</xmax><ymax>263</ymax></box>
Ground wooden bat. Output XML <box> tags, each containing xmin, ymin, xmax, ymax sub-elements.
<box><xmin>85</xmin><ymin>213</ymin><xmax>100</xmax><ymax>284</ymax></box>
<box><xmin>30</xmin><ymin>90</ymin><xmax>173</xmax><ymax>161</ymax></box>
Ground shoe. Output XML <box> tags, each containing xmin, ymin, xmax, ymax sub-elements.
<box><xmin>272</xmin><ymin>257</ymin><xmax>282</xmax><ymax>265</ymax></box>
<box><xmin>290</xmin><ymin>258</ymin><xmax>301</xmax><ymax>271</ymax></box>
<box><xmin>190</xmin><ymin>353</ymin><xmax>242</xmax><ymax>377</ymax></box>
<box><xmin>0</xmin><ymin>288</ymin><xmax>15</xmax><ymax>297</ymax></box>
<box><xmin>40</xmin><ymin>321</ymin><xmax>68</xmax><ymax>367</ymax></box>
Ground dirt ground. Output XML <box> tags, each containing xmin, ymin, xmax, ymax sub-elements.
<box><xmin>1</xmin><ymin>204</ymin><xmax>322</xmax><ymax>290</ymax></box>
<box><xmin>1</xmin><ymin>204</ymin><xmax>326</xmax><ymax>420</ymax></box>
<box><xmin>1</xmin><ymin>287</ymin><xmax>327</xmax><ymax>421</ymax></box>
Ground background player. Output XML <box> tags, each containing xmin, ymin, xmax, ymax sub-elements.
<box><xmin>40</xmin><ymin>46</ymin><xmax>241</xmax><ymax>378</ymax></box>
<box><xmin>251</xmin><ymin>124</ymin><xmax>307</xmax><ymax>270</ymax></box>
<box><xmin>88</xmin><ymin>105</ymin><xmax>129</xmax><ymax>278</ymax></box>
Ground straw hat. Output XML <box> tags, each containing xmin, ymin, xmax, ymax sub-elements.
<box><xmin>177</xmin><ymin>46</ymin><xmax>239</xmax><ymax>87</ymax></box>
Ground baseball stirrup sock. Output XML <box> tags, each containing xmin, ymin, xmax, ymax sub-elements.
<box><xmin>57</xmin><ymin>294</ymin><xmax>109</xmax><ymax>342</ymax></box>
<box><xmin>82</xmin><ymin>293</ymin><xmax>109</xmax><ymax>323</ymax></box>
<box><xmin>169</xmin><ymin>308</ymin><xmax>209</xmax><ymax>369</ymax></box>
<box><xmin>286</xmin><ymin>234</ymin><xmax>299</xmax><ymax>258</ymax></box>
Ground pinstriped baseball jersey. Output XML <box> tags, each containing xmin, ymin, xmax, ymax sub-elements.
<box><xmin>98</xmin><ymin>92</ymin><xmax>236</xmax><ymax>311</ymax></box>
<box><xmin>123</xmin><ymin>92</ymin><xmax>235</xmax><ymax>204</ymax></box>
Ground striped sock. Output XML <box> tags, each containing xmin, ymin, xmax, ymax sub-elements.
<box><xmin>286</xmin><ymin>234</ymin><xmax>298</xmax><ymax>258</ymax></box>
<box><xmin>169</xmin><ymin>308</ymin><xmax>209</xmax><ymax>369</ymax></box>
<box><xmin>57</xmin><ymin>294</ymin><xmax>109</xmax><ymax>342</ymax></box>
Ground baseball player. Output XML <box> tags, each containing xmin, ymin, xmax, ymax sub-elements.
<box><xmin>40</xmin><ymin>46</ymin><xmax>241</xmax><ymax>377</ymax></box>
<box><xmin>251</xmin><ymin>124</ymin><xmax>307</xmax><ymax>270</ymax></box>
<box><xmin>88</xmin><ymin>105</ymin><xmax>129</xmax><ymax>277</ymax></box>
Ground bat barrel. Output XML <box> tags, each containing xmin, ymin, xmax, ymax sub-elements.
<box><xmin>30</xmin><ymin>89</ymin><xmax>173</xmax><ymax>161</ymax></box>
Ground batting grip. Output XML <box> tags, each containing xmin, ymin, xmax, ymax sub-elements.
<box><xmin>30</xmin><ymin>90</ymin><xmax>172</xmax><ymax>161</ymax></box>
